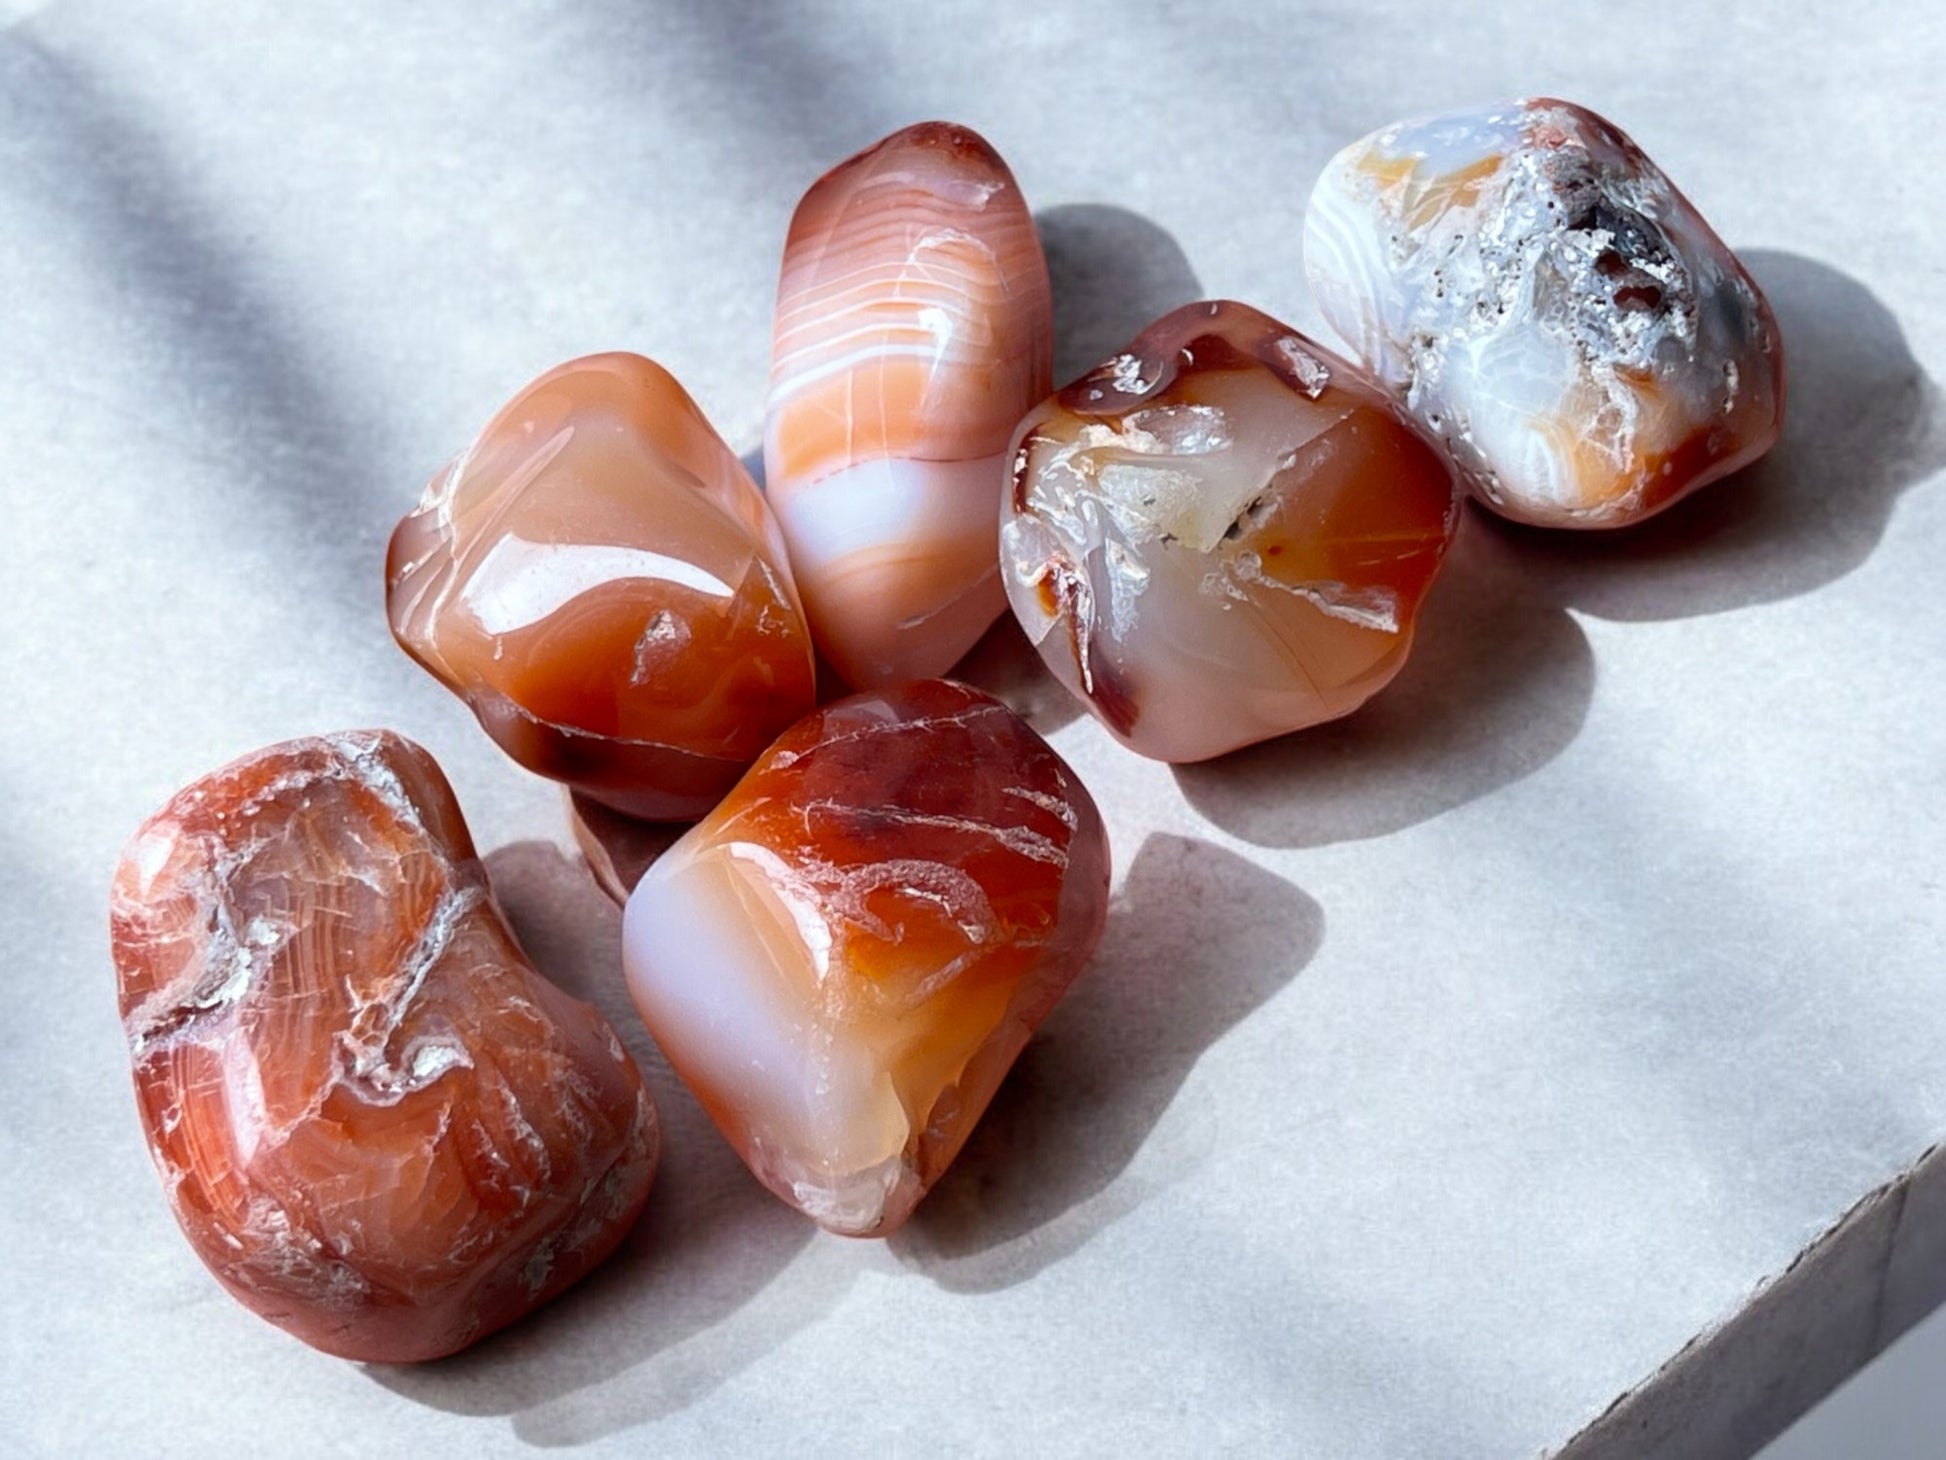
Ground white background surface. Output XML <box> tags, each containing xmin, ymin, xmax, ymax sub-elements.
<box><xmin>3</xmin><ymin>2</ymin><xmax>1942</xmax><ymax>1456</ymax></box>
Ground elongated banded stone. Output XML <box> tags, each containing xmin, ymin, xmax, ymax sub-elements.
<box><xmin>764</xmin><ymin>123</ymin><xmax>1053</xmax><ymax>689</ymax></box>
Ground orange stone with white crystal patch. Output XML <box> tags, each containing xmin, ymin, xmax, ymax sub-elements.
<box><xmin>108</xmin><ymin>731</ymin><xmax>657</xmax><ymax>1362</ymax></box>
<box><xmin>621</xmin><ymin>681</ymin><xmax>1109</xmax><ymax>1236</ymax></box>
<box><xmin>1002</xmin><ymin>300</ymin><xmax>1460</xmax><ymax>763</ymax></box>
<box><xmin>1304</xmin><ymin>98</ymin><xmax>1785</xmax><ymax>527</ymax></box>
<box><xmin>387</xmin><ymin>352</ymin><xmax>816</xmax><ymax>820</ymax></box>
<box><xmin>764</xmin><ymin>122</ymin><xmax>1053</xmax><ymax>690</ymax></box>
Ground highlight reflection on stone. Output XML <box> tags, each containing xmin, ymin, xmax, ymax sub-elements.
<box><xmin>764</xmin><ymin>122</ymin><xmax>1053</xmax><ymax>689</ymax></box>
<box><xmin>1305</xmin><ymin>98</ymin><xmax>1785</xmax><ymax>528</ymax></box>
<box><xmin>108</xmin><ymin>731</ymin><xmax>658</xmax><ymax>1363</ymax></box>
<box><xmin>1002</xmin><ymin>300</ymin><xmax>1459</xmax><ymax>763</ymax></box>
<box><xmin>622</xmin><ymin>681</ymin><xmax>1109</xmax><ymax>1237</ymax></box>
<box><xmin>388</xmin><ymin>353</ymin><xmax>817</xmax><ymax>819</ymax></box>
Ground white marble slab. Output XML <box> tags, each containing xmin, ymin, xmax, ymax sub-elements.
<box><xmin>2</xmin><ymin>2</ymin><xmax>1941</xmax><ymax>1455</ymax></box>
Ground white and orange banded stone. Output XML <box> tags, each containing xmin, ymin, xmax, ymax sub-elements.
<box><xmin>1305</xmin><ymin>98</ymin><xmax>1785</xmax><ymax>528</ymax></box>
<box><xmin>622</xmin><ymin>681</ymin><xmax>1109</xmax><ymax>1237</ymax></box>
<box><xmin>764</xmin><ymin>122</ymin><xmax>1053</xmax><ymax>689</ymax></box>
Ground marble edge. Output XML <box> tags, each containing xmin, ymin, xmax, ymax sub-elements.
<box><xmin>1556</xmin><ymin>1138</ymin><xmax>1946</xmax><ymax>1459</ymax></box>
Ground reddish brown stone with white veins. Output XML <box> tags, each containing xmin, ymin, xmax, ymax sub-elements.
<box><xmin>109</xmin><ymin>730</ymin><xmax>657</xmax><ymax>1362</ymax></box>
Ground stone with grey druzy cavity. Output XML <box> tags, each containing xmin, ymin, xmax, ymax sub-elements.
<box><xmin>1304</xmin><ymin>97</ymin><xmax>1784</xmax><ymax>528</ymax></box>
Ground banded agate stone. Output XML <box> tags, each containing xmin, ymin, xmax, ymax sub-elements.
<box><xmin>388</xmin><ymin>353</ymin><xmax>816</xmax><ymax>820</ymax></box>
<box><xmin>1002</xmin><ymin>300</ymin><xmax>1459</xmax><ymax>763</ymax></box>
<box><xmin>764</xmin><ymin>122</ymin><xmax>1053</xmax><ymax>690</ymax></box>
<box><xmin>1305</xmin><ymin>98</ymin><xmax>1785</xmax><ymax>528</ymax></box>
<box><xmin>108</xmin><ymin>732</ymin><xmax>657</xmax><ymax>1362</ymax></box>
<box><xmin>622</xmin><ymin>681</ymin><xmax>1109</xmax><ymax>1237</ymax></box>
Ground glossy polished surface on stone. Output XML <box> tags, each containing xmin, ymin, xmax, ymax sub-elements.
<box><xmin>1002</xmin><ymin>300</ymin><xmax>1459</xmax><ymax>763</ymax></box>
<box><xmin>108</xmin><ymin>732</ymin><xmax>658</xmax><ymax>1363</ymax></box>
<box><xmin>622</xmin><ymin>681</ymin><xmax>1109</xmax><ymax>1237</ymax></box>
<box><xmin>764</xmin><ymin>122</ymin><xmax>1053</xmax><ymax>689</ymax></box>
<box><xmin>388</xmin><ymin>353</ymin><xmax>817</xmax><ymax>819</ymax></box>
<box><xmin>1305</xmin><ymin>98</ymin><xmax>1785</xmax><ymax>528</ymax></box>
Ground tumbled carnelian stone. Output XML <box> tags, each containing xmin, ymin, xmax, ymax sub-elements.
<box><xmin>387</xmin><ymin>352</ymin><xmax>817</xmax><ymax>820</ymax></box>
<box><xmin>1306</xmin><ymin>98</ymin><xmax>1785</xmax><ymax>527</ymax></box>
<box><xmin>108</xmin><ymin>730</ymin><xmax>657</xmax><ymax>1362</ymax></box>
<box><xmin>622</xmin><ymin>681</ymin><xmax>1110</xmax><ymax>1236</ymax></box>
<box><xmin>1002</xmin><ymin>300</ymin><xmax>1460</xmax><ymax>762</ymax></box>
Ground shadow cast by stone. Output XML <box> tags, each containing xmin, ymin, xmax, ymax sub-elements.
<box><xmin>367</xmin><ymin>842</ymin><xmax>828</xmax><ymax>1443</ymax></box>
<box><xmin>738</xmin><ymin>444</ymin><xmax>767</xmax><ymax>492</ymax></box>
<box><xmin>1035</xmin><ymin>202</ymin><xmax>1205</xmax><ymax>387</ymax></box>
<box><xmin>1174</xmin><ymin>251</ymin><xmax>1938</xmax><ymax>849</ymax></box>
<box><xmin>892</xmin><ymin>834</ymin><xmax>1322</xmax><ymax>1291</ymax></box>
<box><xmin>568</xmin><ymin>790</ymin><xmax>685</xmax><ymax>903</ymax></box>
<box><xmin>1480</xmin><ymin>250</ymin><xmax>1944</xmax><ymax>621</ymax></box>
<box><xmin>665</xmin><ymin>0</ymin><xmax>898</xmax><ymax>180</ymax></box>
<box><xmin>1175</xmin><ymin>522</ymin><xmax>1595</xmax><ymax>848</ymax></box>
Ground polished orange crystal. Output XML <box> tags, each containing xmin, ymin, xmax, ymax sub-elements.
<box><xmin>567</xmin><ymin>788</ymin><xmax>681</xmax><ymax>905</ymax></box>
<box><xmin>386</xmin><ymin>352</ymin><xmax>817</xmax><ymax>819</ymax></box>
<box><xmin>764</xmin><ymin>122</ymin><xmax>1053</xmax><ymax>688</ymax></box>
<box><xmin>1002</xmin><ymin>300</ymin><xmax>1460</xmax><ymax>761</ymax></box>
<box><xmin>108</xmin><ymin>731</ymin><xmax>658</xmax><ymax>1362</ymax></box>
<box><xmin>622</xmin><ymin>681</ymin><xmax>1110</xmax><ymax>1236</ymax></box>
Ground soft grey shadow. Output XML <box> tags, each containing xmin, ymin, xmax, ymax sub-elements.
<box><xmin>568</xmin><ymin>789</ymin><xmax>685</xmax><ymax>904</ymax></box>
<box><xmin>1479</xmin><ymin>250</ymin><xmax>1944</xmax><ymax>620</ymax></box>
<box><xmin>948</xmin><ymin>613</ymin><xmax>1084</xmax><ymax>737</ymax></box>
<box><xmin>893</xmin><ymin>835</ymin><xmax>1322</xmax><ymax>1291</ymax></box>
<box><xmin>1175</xmin><ymin>521</ymin><xmax>1595</xmax><ymax>848</ymax></box>
<box><xmin>0</xmin><ymin>38</ymin><xmax>404</xmax><ymax>628</ymax></box>
<box><xmin>738</xmin><ymin>445</ymin><xmax>767</xmax><ymax>492</ymax></box>
<box><xmin>666</xmin><ymin>1</ymin><xmax>896</xmax><ymax>176</ymax></box>
<box><xmin>367</xmin><ymin>842</ymin><xmax>825</xmax><ymax>1441</ymax></box>
<box><xmin>1035</xmin><ymin>202</ymin><xmax>1204</xmax><ymax>386</ymax></box>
